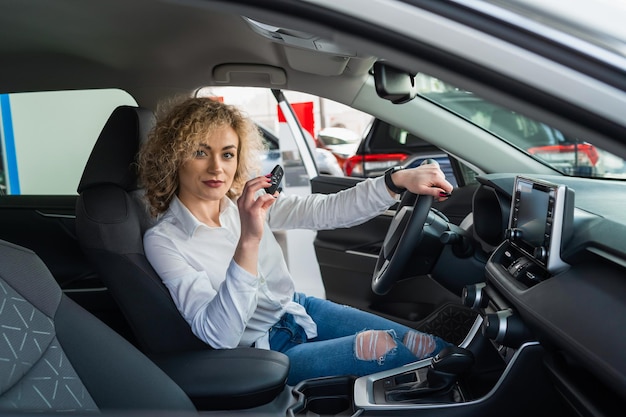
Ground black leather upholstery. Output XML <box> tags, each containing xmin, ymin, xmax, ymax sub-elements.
<box><xmin>74</xmin><ymin>105</ymin><xmax>290</xmax><ymax>410</ymax></box>
<box><xmin>0</xmin><ymin>239</ymin><xmax>196</xmax><ymax>413</ymax></box>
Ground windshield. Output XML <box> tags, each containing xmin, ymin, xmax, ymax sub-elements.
<box><xmin>414</xmin><ymin>74</ymin><xmax>625</xmax><ymax>179</ymax></box>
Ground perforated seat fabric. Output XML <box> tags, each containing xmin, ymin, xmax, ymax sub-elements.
<box><xmin>0</xmin><ymin>267</ymin><xmax>97</xmax><ymax>411</ymax></box>
<box><xmin>0</xmin><ymin>239</ymin><xmax>196</xmax><ymax>413</ymax></box>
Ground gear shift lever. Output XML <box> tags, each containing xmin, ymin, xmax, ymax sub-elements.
<box><xmin>386</xmin><ymin>346</ymin><xmax>474</xmax><ymax>402</ymax></box>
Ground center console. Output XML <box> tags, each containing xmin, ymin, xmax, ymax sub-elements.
<box><xmin>287</xmin><ymin>312</ymin><xmax>562</xmax><ymax>416</ymax></box>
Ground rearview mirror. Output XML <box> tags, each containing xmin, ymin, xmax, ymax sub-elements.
<box><xmin>373</xmin><ymin>61</ymin><xmax>417</xmax><ymax>104</ymax></box>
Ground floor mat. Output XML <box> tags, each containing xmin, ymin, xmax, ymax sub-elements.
<box><xmin>416</xmin><ymin>303</ymin><xmax>479</xmax><ymax>345</ymax></box>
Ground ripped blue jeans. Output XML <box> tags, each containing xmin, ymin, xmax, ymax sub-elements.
<box><xmin>269</xmin><ymin>293</ymin><xmax>452</xmax><ymax>385</ymax></box>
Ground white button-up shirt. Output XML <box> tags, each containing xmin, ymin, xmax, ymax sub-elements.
<box><xmin>144</xmin><ymin>176</ymin><xmax>397</xmax><ymax>349</ymax></box>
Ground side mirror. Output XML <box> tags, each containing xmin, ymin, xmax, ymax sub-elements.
<box><xmin>373</xmin><ymin>61</ymin><xmax>417</xmax><ymax>104</ymax></box>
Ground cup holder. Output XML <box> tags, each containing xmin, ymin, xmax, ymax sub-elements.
<box><xmin>289</xmin><ymin>375</ymin><xmax>356</xmax><ymax>416</ymax></box>
<box><xmin>307</xmin><ymin>396</ymin><xmax>351</xmax><ymax>415</ymax></box>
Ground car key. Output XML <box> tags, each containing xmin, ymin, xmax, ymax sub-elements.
<box><xmin>266</xmin><ymin>164</ymin><xmax>284</xmax><ymax>194</ymax></box>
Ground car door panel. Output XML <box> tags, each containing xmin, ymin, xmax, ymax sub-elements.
<box><xmin>0</xmin><ymin>195</ymin><xmax>87</xmax><ymax>285</ymax></box>
<box><xmin>0</xmin><ymin>195</ymin><xmax>131</xmax><ymax>337</ymax></box>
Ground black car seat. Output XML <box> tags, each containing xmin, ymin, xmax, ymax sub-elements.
<box><xmin>75</xmin><ymin>105</ymin><xmax>206</xmax><ymax>355</ymax></box>
<box><xmin>74</xmin><ymin>105</ymin><xmax>289</xmax><ymax>410</ymax></box>
<box><xmin>0</xmin><ymin>238</ymin><xmax>196</xmax><ymax>413</ymax></box>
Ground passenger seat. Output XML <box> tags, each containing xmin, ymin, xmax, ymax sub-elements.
<box><xmin>0</xmin><ymin>238</ymin><xmax>197</xmax><ymax>413</ymax></box>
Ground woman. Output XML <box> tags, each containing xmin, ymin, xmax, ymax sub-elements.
<box><xmin>138</xmin><ymin>97</ymin><xmax>455</xmax><ymax>385</ymax></box>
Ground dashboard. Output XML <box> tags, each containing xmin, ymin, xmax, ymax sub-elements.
<box><xmin>469</xmin><ymin>173</ymin><xmax>626</xmax><ymax>405</ymax></box>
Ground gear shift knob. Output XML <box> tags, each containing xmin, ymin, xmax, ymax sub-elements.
<box><xmin>385</xmin><ymin>346</ymin><xmax>474</xmax><ymax>402</ymax></box>
<box><xmin>431</xmin><ymin>346</ymin><xmax>474</xmax><ymax>374</ymax></box>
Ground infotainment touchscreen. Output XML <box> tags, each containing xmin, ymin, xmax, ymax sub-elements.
<box><xmin>507</xmin><ymin>176</ymin><xmax>574</xmax><ymax>273</ymax></box>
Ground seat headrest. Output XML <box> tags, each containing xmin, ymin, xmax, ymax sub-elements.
<box><xmin>78</xmin><ymin>105</ymin><xmax>155</xmax><ymax>193</ymax></box>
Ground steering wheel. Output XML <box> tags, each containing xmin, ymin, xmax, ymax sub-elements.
<box><xmin>371</xmin><ymin>189</ymin><xmax>435</xmax><ymax>296</ymax></box>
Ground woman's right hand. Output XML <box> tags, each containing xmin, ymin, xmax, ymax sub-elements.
<box><xmin>233</xmin><ymin>175</ymin><xmax>277</xmax><ymax>274</ymax></box>
<box><xmin>238</xmin><ymin>175</ymin><xmax>278</xmax><ymax>240</ymax></box>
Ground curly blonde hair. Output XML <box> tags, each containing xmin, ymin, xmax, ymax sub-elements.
<box><xmin>138</xmin><ymin>96</ymin><xmax>265</xmax><ymax>217</ymax></box>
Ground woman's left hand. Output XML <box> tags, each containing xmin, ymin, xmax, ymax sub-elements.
<box><xmin>390</xmin><ymin>164</ymin><xmax>454</xmax><ymax>202</ymax></box>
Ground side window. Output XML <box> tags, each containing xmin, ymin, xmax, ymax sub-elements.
<box><xmin>256</xmin><ymin>123</ymin><xmax>284</xmax><ymax>183</ymax></box>
<box><xmin>0</xmin><ymin>89</ymin><xmax>136</xmax><ymax>195</ymax></box>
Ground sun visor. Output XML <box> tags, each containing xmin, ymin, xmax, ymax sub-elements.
<box><xmin>243</xmin><ymin>17</ymin><xmax>356</xmax><ymax>76</ymax></box>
